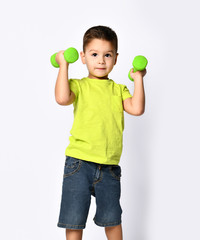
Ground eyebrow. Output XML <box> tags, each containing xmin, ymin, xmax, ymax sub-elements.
<box><xmin>89</xmin><ymin>49</ymin><xmax>114</xmax><ymax>53</ymax></box>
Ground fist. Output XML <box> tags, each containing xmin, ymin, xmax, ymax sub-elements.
<box><xmin>55</xmin><ymin>50</ymin><xmax>68</xmax><ymax>66</ymax></box>
<box><xmin>130</xmin><ymin>68</ymin><xmax>147</xmax><ymax>81</ymax></box>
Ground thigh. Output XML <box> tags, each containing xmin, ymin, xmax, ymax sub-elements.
<box><xmin>93</xmin><ymin>165</ymin><xmax>122</xmax><ymax>227</ymax></box>
<box><xmin>57</xmin><ymin>156</ymin><xmax>92</xmax><ymax>229</ymax></box>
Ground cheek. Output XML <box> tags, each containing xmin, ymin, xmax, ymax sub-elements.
<box><xmin>108</xmin><ymin>59</ymin><xmax>115</xmax><ymax>67</ymax></box>
<box><xmin>85</xmin><ymin>60</ymin><xmax>93</xmax><ymax>70</ymax></box>
<box><xmin>86</xmin><ymin>57</ymin><xmax>95</xmax><ymax>66</ymax></box>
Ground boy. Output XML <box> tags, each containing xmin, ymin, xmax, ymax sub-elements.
<box><xmin>55</xmin><ymin>26</ymin><xmax>146</xmax><ymax>240</ymax></box>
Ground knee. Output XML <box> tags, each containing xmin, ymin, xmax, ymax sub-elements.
<box><xmin>66</xmin><ymin>228</ymin><xmax>83</xmax><ymax>239</ymax></box>
<box><xmin>105</xmin><ymin>224</ymin><xmax>123</xmax><ymax>240</ymax></box>
<box><xmin>105</xmin><ymin>224</ymin><xmax>122</xmax><ymax>232</ymax></box>
<box><xmin>66</xmin><ymin>228</ymin><xmax>83</xmax><ymax>233</ymax></box>
<box><xmin>66</xmin><ymin>228</ymin><xmax>83</xmax><ymax>231</ymax></box>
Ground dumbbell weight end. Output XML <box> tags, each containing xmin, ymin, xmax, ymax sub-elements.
<box><xmin>50</xmin><ymin>47</ymin><xmax>79</xmax><ymax>68</ymax></box>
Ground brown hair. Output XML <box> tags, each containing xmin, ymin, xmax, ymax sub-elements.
<box><xmin>83</xmin><ymin>25</ymin><xmax>118</xmax><ymax>53</ymax></box>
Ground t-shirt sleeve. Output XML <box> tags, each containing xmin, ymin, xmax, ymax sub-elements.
<box><xmin>120</xmin><ymin>84</ymin><xmax>132</xmax><ymax>101</ymax></box>
<box><xmin>68</xmin><ymin>79</ymin><xmax>79</xmax><ymax>99</ymax></box>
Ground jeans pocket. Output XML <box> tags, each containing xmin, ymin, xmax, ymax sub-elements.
<box><xmin>109</xmin><ymin>165</ymin><xmax>122</xmax><ymax>181</ymax></box>
<box><xmin>63</xmin><ymin>156</ymin><xmax>82</xmax><ymax>178</ymax></box>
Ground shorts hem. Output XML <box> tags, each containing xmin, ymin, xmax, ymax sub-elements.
<box><xmin>94</xmin><ymin>219</ymin><xmax>121</xmax><ymax>227</ymax></box>
<box><xmin>57</xmin><ymin>222</ymin><xmax>85</xmax><ymax>229</ymax></box>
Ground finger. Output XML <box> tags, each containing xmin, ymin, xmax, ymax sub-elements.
<box><xmin>142</xmin><ymin>69</ymin><xmax>147</xmax><ymax>76</ymax></box>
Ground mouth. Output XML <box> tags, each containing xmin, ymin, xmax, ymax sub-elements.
<box><xmin>96</xmin><ymin>68</ymin><xmax>106</xmax><ymax>70</ymax></box>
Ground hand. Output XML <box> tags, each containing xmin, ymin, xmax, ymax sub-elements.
<box><xmin>55</xmin><ymin>50</ymin><xmax>69</xmax><ymax>66</ymax></box>
<box><xmin>130</xmin><ymin>68</ymin><xmax>147</xmax><ymax>81</ymax></box>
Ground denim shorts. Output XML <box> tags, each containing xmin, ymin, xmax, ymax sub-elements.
<box><xmin>57</xmin><ymin>156</ymin><xmax>122</xmax><ymax>229</ymax></box>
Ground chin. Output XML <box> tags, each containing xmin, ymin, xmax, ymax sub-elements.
<box><xmin>98</xmin><ymin>76</ymin><xmax>108</xmax><ymax>79</ymax></box>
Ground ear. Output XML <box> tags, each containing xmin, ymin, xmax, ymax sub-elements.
<box><xmin>80</xmin><ymin>51</ymin><xmax>86</xmax><ymax>64</ymax></box>
<box><xmin>114</xmin><ymin>53</ymin><xmax>119</xmax><ymax>65</ymax></box>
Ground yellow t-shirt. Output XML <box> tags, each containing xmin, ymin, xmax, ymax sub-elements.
<box><xmin>65</xmin><ymin>77</ymin><xmax>132</xmax><ymax>165</ymax></box>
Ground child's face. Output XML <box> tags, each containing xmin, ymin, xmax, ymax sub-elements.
<box><xmin>80</xmin><ymin>39</ymin><xmax>118</xmax><ymax>79</ymax></box>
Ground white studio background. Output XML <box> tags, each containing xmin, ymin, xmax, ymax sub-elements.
<box><xmin>0</xmin><ymin>0</ymin><xmax>199</xmax><ymax>239</ymax></box>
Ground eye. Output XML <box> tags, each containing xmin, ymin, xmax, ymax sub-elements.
<box><xmin>105</xmin><ymin>53</ymin><xmax>112</xmax><ymax>57</ymax></box>
<box><xmin>92</xmin><ymin>53</ymin><xmax>97</xmax><ymax>57</ymax></box>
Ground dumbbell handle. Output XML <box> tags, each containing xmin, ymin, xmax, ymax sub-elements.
<box><xmin>50</xmin><ymin>47</ymin><xmax>79</xmax><ymax>68</ymax></box>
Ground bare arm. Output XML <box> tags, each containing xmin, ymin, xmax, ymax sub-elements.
<box><xmin>54</xmin><ymin>50</ymin><xmax>75</xmax><ymax>105</ymax></box>
<box><xmin>123</xmin><ymin>69</ymin><xmax>146</xmax><ymax>116</ymax></box>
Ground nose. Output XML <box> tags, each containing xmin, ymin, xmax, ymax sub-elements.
<box><xmin>99</xmin><ymin>56</ymin><xmax>105</xmax><ymax>64</ymax></box>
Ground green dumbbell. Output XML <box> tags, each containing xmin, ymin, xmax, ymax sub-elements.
<box><xmin>128</xmin><ymin>55</ymin><xmax>148</xmax><ymax>81</ymax></box>
<box><xmin>50</xmin><ymin>47</ymin><xmax>79</xmax><ymax>68</ymax></box>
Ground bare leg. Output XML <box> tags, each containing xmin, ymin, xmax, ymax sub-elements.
<box><xmin>66</xmin><ymin>229</ymin><xmax>83</xmax><ymax>240</ymax></box>
<box><xmin>105</xmin><ymin>224</ymin><xmax>123</xmax><ymax>240</ymax></box>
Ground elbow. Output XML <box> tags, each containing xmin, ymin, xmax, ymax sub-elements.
<box><xmin>132</xmin><ymin>108</ymin><xmax>145</xmax><ymax>116</ymax></box>
<box><xmin>55</xmin><ymin>97</ymin><xmax>69</xmax><ymax>105</ymax></box>
<box><xmin>130</xmin><ymin>100</ymin><xmax>145</xmax><ymax>116</ymax></box>
<box><xmin>136</xmin><ymin>110</ymin><xmax>145</xmax><ymax>116</ymax></box>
